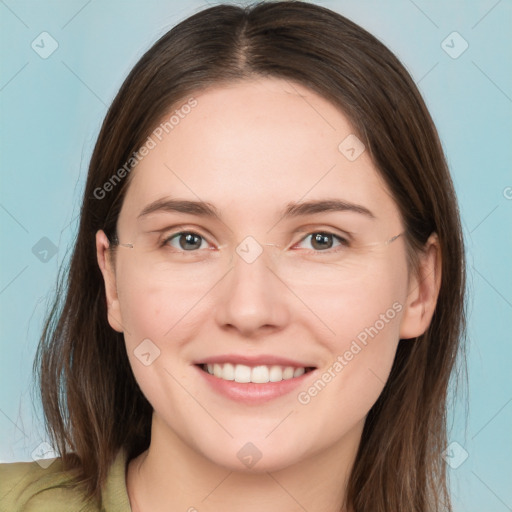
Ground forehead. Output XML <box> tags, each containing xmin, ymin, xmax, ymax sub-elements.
<box><xmin>120</xmin><ymin>77</ymin><xmax>400</xmax><ymax>227</ymax></box>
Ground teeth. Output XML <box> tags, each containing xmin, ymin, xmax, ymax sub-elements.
<box><xmin>293</xmin><ymin>367</ymin><xmax>305</xmax><ymax>377</ymax></box>
<box><xmin>269</xmin><ymin>365</ymin><xmax>283</xmax><ymax>382</ymax></box>
<box><xmin>251</xmin><ymin>365</ymin><xmax>269</xmax><ymax>383</ymax></box>
<box><xmin>234</xmin><ymin>364</ymin><xmax>251</xmax><ymax>383</ymax></box>
<box><xmin>223</xmin><ymin>363</ymin><xmax>235</xmax><ymax>380</ymax></box>
<box><xmin>203</xmin><ymin>363</ymin><xmax>309</xmax><ymax>383</ymax></box>
<box><xmin>283</xmin><ymin>366</ymin><xmax>295</xmax><ymax>379</ymax></box>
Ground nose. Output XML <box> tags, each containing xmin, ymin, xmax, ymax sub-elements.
<box><xmin>214</xmin><ymin>242</ymin><xmax>290</xmax><ymax>338</ymax></box>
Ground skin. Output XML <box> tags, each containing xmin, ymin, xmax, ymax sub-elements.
<box><xmin>96</xmin><ymin>77</ymin><xmax>441</xmax><ymax>512</ymax></box>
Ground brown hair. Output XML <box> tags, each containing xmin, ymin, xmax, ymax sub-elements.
<box><xmin>34</xmin><ymin>1</ymin><xmax>466</xmax><ymax>510</ymax></box>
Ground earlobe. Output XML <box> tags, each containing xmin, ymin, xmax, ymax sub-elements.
<box><xmin>96</xmin><ymin>230</ymin><xmax>125</xmax><ymax>333</ymax></box>
<box><xmin>399</xmin><ymin>233</ymin><xmax>442</xmax><ymax>340</ymax></box>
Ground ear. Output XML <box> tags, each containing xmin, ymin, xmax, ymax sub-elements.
<box><xmin>96</xmin><ymin>230</ymin><xmax>124</xmax><ymax>333</ymax></box>
<box><xmin>399</xmin><ymin>232</ymin><xmax>442</xmax><ymax>340</ymax></box>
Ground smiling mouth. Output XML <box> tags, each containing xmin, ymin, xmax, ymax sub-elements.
<box><xmin>197</xmin><ymin>363</ymin><xmax>315</xmax><ymax>384</ymax></box>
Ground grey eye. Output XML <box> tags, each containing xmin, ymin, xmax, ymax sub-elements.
<box><xmin>165</xmin><ymin>232</ymin><xmax>207</xmax><ymax>251</ymax></box>
<box><xmin>298</xmin><ymin>232</ymin><xmax>346</xmax><ymax>251</ymax></box>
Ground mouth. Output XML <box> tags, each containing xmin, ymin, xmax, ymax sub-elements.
<box><xmin>192</xmin><ymin>354</ymin><xmax>318</xmax><ymax>403</ymax></box>
<box><xmin>197</xmin><ymin>363</ymin><xmax>316</xmax><ymax>383</ymax></box>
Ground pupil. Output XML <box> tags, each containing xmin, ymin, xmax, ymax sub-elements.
<box><xmin>180</xmin><ymin>233</ymin><xmax>202</xmax><ymax>250</ymax></box>
<box><xmin>312</xmin><ymin>233</ymin><xmax>332</xmax><ymax>250</ymax></box>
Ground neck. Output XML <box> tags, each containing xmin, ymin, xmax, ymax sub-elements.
<box><xmin>126</xmin><ymin>413</ymin><xmax>362</xmax><ymax>512</ymax></box>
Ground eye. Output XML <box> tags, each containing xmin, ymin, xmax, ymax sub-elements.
<box><xmin>294</xmin><ymin>231</ymin><xmax>349</xmax><ymax>252</ymax></box>
<box><xmin>163</xmin><ymin>231</ymin><xmax>210</xmax><ymax>251</ymax></box>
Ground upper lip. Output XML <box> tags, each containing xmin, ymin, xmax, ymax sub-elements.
<box><xmin>193</xmin><ymin>354</ymin><xmax>316</xmax><ymax>368</ymax></box>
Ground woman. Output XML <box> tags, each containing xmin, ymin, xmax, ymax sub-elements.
<box><xmin>0</xmin><ymin>1</ymin><xmax>466</xmax><ymax>511</ymax></box>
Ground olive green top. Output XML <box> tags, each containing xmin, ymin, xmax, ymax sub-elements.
<box><xmin>0</xmin><ymin>449</ymin><xmax>131</xmax><ymax>511</ymax></box>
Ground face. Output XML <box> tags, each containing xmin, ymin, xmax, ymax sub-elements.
<box><xmin>97</xmin><ymin>77</ymin><xmax>437</xmax><ymax>473</ymax></box>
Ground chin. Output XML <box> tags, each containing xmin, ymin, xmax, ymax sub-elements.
<box><xmin>189</xmin><ymin>429</ymin><xmax>313</xmax><ymax>474</ymax></box>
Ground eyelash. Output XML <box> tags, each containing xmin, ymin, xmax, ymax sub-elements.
<box><xmin>160</xmin><ymin>229</ymin><xmax>350</xmax><ymax>254</ymax></box>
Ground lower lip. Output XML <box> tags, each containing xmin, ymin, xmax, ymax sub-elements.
<box><xmin>194</xmin><ymin>365</ymin><xmax>315</xmax><ymax>404</ymax></box>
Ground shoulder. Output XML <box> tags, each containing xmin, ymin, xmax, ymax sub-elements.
<box><xmin>0</xmin><ymin>455</ymin><xmax>94</xmax><ymax>511</ymax></box>
<box><xmin>0</xmin><ymin>449</ymin><xmax>130</xmax><ymax>512</ymax></box>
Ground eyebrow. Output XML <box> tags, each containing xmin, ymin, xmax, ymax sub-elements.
<box><xmin>137</xmin><ymin>198</ymin><xmax>375</xmax><ymax>220</ymax></box>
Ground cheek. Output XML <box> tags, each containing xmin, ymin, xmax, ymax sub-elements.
<box><xmin>114</xmin><ymin>273</ymin><xmax>201</xmax><ymax>413</ymax></box>
<box><xmin>114</xmin><ymin>268</ymin><xmax>213</xmax><ymax>401</ymax></box>
<box><xmin>117</xmin><ymin>283</ymin><xmax>167</xmax><ymax>340</ymax></box>
<box><xmin>115</xmin><ymin>260</ymin><xmax>208</xmax><ymax>342</ymax></box>
<box><xmin>292</xmin><ymin>300</ymin><xmax>403</xmax><ymax>451</ymax></box>
<box><xmin>304</xmin><ymin>257</ymin><xmax>407</xmax><ymax>408</ymax></box>
<box><xmin>321</xmin><ymin>294</ymin><xmax>402</xmax><ymax>398</ymax></box>
<box><xmin>309</xmin><ymin>258</ymin><xmax>407</xmax><ymax>344</ymax></box>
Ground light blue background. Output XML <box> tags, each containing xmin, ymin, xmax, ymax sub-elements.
<box><xmin>1</xmin><ymin>1</ymin><xmax>511</xmax><ymax>510</ymax></box>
